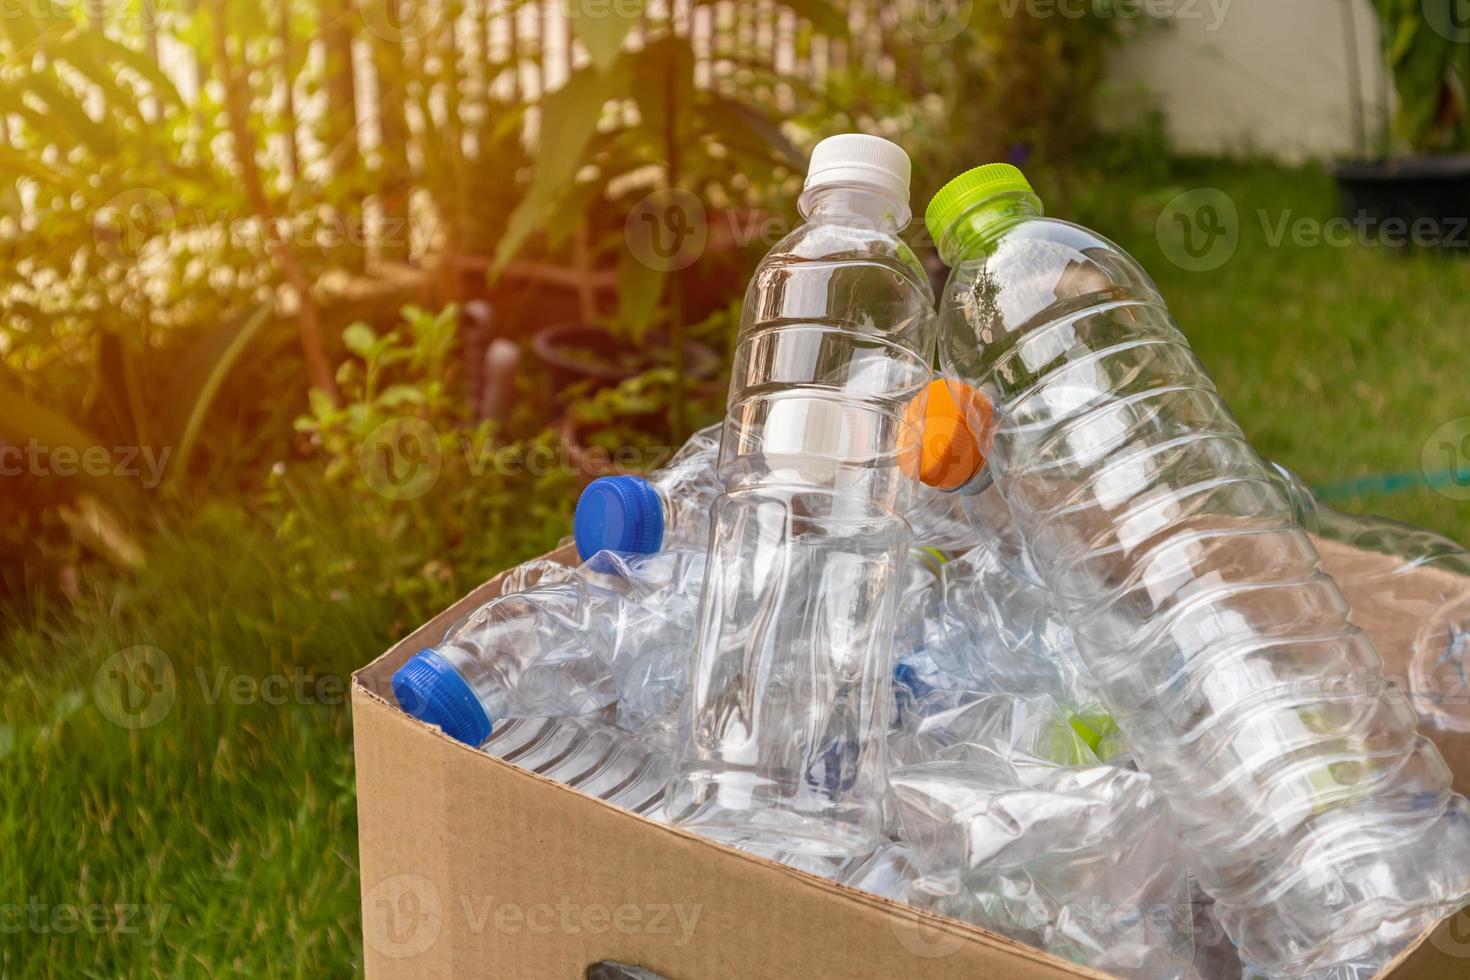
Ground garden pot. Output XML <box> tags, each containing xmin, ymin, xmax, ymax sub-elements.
<box><xmin>531</xmin><ymin>323</ymin><xmax>720</xmax><ymax>398</ymax></box>
<box><xmin>1332</xmin><ymin>155</ymin><xmax>1470</xmax><ymax>254</ymax></box>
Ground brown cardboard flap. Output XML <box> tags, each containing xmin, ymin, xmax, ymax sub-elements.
<box><xmin>353</xmin><ymin>542</ymin><xmax>1114</xmax><ymax>978</ymax></box>
<box><xmin>353</xmin><ymin>536</ymin><xmax>1470</xmax><ymax>978</ymax></box>
<box><xmin>354</xmin><ymin>684</ymin><xmax>1115</xmax><ymax>978</ymax></box>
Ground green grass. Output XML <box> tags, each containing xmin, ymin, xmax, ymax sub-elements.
<box><xmin>0</xmin><ymin>490</ymin><xmax>567</xmax><ymax>975</ymax></box>
<box><xmin>2</xmin><ymin>158</ymin><xmax>1467</xmax><ymax>974</ymax></box>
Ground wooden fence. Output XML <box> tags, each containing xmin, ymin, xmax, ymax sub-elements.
<box><xmin>51</xmin><ymin>0</ymin><xmax>919</xmax><ymax>264</ymax></box>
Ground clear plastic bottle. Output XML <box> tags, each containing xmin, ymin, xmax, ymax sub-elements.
<box><xmin>926</xmin><ymin>163</ymin><xmax>1470</xmax><ymax>974</ymax></box>
<box><xmin>573</xmin><ymin>384</ymin><xmax>1023</xmax><ymax>558</ymax></box>
<box><xmin>480</xmin><ymin>715</ymin><xmax>672</xmax><ymax>819</ymax></box>
<box><xmin>1268</xmin><ymin>462</ymin><xmax>1470</xmax><ymax>738</ymax></box>
<box><xmin>914</xmin><ymin>403</ymin><xmax>1470</xmax><ymax>751</ymax></box>
<box><xmin>573</xmin><ymin>424</ymin><xmax>724</xmax><ymax>560</ymax></box>
<box><xmin>665</xmin><ymin>134</ymin><xmax>937</xmax><ymax>856</ymax></box>
<box><xmin>392</xmin><ymin>549</ymin><xmax>703</xmax><ymax>746</ymax></box>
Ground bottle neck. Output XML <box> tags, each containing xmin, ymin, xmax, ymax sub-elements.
<box><xmin>937</xmin><ymin>191</ymin><xmax>1044</xmax><ymax>264</ymax></box>
<box><xmin>798</xmin><ymin>183</ymin><xmax>909</xmax><ymax>232</ymax></box>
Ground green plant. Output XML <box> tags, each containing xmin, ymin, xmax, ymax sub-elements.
<box><xmin>295</xmin><ymin>304</ymin><xmax>460</xmax><ymax>481</ymax></box>
<box><xmin>0</xmin><ymin>0</ymin><xmax>509</xmax><ymax>603</ymax></box>
<box><xmin>292</xmin><ymin>305</ymin><xmax>576</xmax><ymax>610</ymax></box>
<box><xmin>491</xmin><ymin>1</ymin><xmax>844</xmax><ymax>435</ymax></box>
<box><xmin>0</xmin><ymin>0</ymin><xmax>541</xmax><ymax>426</ymax></box>
<box><xmin>1372</xmin><ymin>0</ymin><xmax>1470</xmax><ymax>151</ymax></box>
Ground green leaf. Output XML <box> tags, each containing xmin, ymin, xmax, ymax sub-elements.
<box><xmin>1374</xmin><ymin>0</ymin><xmax>1467</xmax><ymax>150</ymax></box>
<box><xmin>616</xmin><ymin>248</ymin><xmax>665</xmax><ymax>340</ymax></box>
<box><xmin>48</xmin><ymin>27</ymin><xmax>150</xmax><ymax>128</ymax></box>
<box><xmin>698</xmin><ymin>92</ymin><xmax>804</xmax><ymax>169</ymax></box>
<box><xmin>0</xmin><ymin>374</ymin><xmax>140</xmax><ymax>506</ymax></box>
<box><xmin>491</xmin><ymin>60</ymin><xmax>631</xmax><ymax>276</ymax></box>
<box><xmin>568</xmin><ymin>0</ymin><xmax>646</xmax><ymax>73</ymax></box>
<box><xmin>377</xmin><ymin>384</ymin><xmax>428</xmax><ymax>406</ymax></box>
<box><xmin>539</xmin><ymin>61</ymin><xmax>630</xmax><ymax>184</ymax></box>
<box><xmin>86</xmin><ymin>29</ymin><xmax>186</xmax><ymax>112</ymax></box>
<box><xmin>19</xmin><ymin>68</ymin><xmax>121</xmax><ymax>158</ymax></box>
<box><xmin>342</xmin><ymin>322</ymin><xmax>377</xmax><ymax>357</ymax></box>
<box><xmin>491</xmin><ymin>195</ymin><xmax>548</xmax><ymax>278</ymax></box>
<box><xmin>545</xmin><ymin>166</ymin><xmax>609</xmax><ymax>249</ymax></box>
<box><xmin>0</xmin><ymin>385</ymin><xmax>104</xmax><ymax>453</ymax></box>
<box><xmin>0</xmin><ymin>4</ymin><xmax>42</xmax><ymax>49</ymax></box>
<box><xmin>307</xmin><ymin>387</ymin><xmax>338</xmax><ymax>423</ymax></box>
<box><xmin>633</xmin><ymin>35</ymin><xmax>696</xmax><ymax>147</ymax></box>
<box><xmin>1388</xmin><ymin>15</ymin><xmax>1419</xmax><ymax>65</ymax></box>
<box><xmin>156</xmin><ymin>302</ymin><xmax>273</xmax><ymax>491</ymax></box>
<box><xmin>95</xmin><ymin>330</ymin><xmax>147</xmax><ymax>447</ymax></box>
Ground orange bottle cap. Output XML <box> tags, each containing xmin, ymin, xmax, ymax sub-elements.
<box><xmin>904</xmin><ymin>379</ymin><xmax>990</xmax><ymax>491</ymax></box>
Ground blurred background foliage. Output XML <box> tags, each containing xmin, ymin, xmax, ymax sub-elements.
<box><xmin>2</xmin><ymin>0</ymin><xmax>1467</xmax><ymax>973</ymax></box>
<box><xmin>0</xmin><ymin>0</ymin><xmax>1150</xmax><ymax>610</ymax></box>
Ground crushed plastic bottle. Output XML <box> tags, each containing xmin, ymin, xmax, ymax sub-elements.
<box><xmin>891</xmin><ymin>538</ymin><xmax>1127</xmax><ymax>763</ymax></box>
<box><xmin>480</xmin><ymin>714</ymin><xmax>672</xmax><ymax>820</ymax></box>
<box><xmin>392</xmin><ymin>549</ymin><xmax>703</xmax><ymax>746</ymax></box>
<box><xmin>911</xmin><ymin>404</ymin><xmax>1470</xmax><ymax>764</ymax></box>
<box><xmin>890</xmin><ymin>738</ymin><xmax>1196</xmax><ymax>978</ymax></box>
<box><xmin>926</xmin><ymin>162</ymin><xmax>1470</xmax><ymax>975</ymax></box>
<box><xmin>499</xmin><ymin>554</ymin><xmax>578</xmax><ymax>594</ymax></box>
<box><xmin>892</xmin><ymin>691</ymin><xmax>1101</xmax><ymax>768</ymax></box>
<box><xmin>573</xmin><ymin>424</ymin><xmax>724</xmax><ymax>559</ymax></box>
<box><xmin>666</xmin><ymin>134</ymin><xmax>937</xmax><ymax>857</ymax></box>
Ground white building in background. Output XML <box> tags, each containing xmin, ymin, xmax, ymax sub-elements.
<box><xmin>1106</xmin><ymin>0</ymin><xmax>1391</xmax><ymax>162</ymax></box>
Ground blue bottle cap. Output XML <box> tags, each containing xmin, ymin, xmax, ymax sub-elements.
<box><xmin>573</xmin><ymin>475</ymin><xmax>665</xmax><ymax>560</ymax></box>
<box><xmin>391</xmin><ymin>649</ymin><xmax>493</xmax><ymax>746</ymax></box>
<box><xmin>894</xmin><ymin>661</ymin><xmax>933</xmax><ymax>701</ymax></box>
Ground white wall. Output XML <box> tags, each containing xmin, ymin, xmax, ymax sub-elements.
<box><xmin>1105</xmin><ymin>0</ymin><xmax>1390</xmax><ymax>162</ymax></box>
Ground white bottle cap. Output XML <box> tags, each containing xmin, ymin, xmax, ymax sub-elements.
<box><xmin>802</xmin><ymin>134</ymin><xmax>912</xmax><ymax>213</ymax></box>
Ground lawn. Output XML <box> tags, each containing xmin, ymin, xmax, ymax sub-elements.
<box><xmin>3</xmin><ymin>159</ymin><xmax>1466</xmax><ymax>975</ymax></box>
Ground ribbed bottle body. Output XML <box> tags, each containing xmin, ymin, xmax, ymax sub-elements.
<box><xmin>939</xmin><ymin>214</ymin><xmax>1470</xmax><ymax>973</ymax></box>
<box><xmin>669</xmin><ymin>193</ymin><xmax>937</xmax><ymax>856</ymax></box>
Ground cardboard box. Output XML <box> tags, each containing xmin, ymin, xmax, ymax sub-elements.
<box><xmin>354</xmin><ymin>540</ymin><xmax>1470</xmax><ymax>978</ymax></box>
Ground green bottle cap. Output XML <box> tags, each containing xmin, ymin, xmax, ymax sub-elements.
<box><xmin>924</xmin><ymin>163</ymin><xmax>1037</xmax><ymax>258</ymax></box>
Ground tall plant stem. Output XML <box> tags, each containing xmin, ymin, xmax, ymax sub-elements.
<box><xmin>208</xmin><ymin>0</ymin><xmax>340</xmax><ymax>404</ymax></box>
<box><xmin>664</xmin><ymin>8</ymin><xmax>687</xmax><ymax>441</ymax></box>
